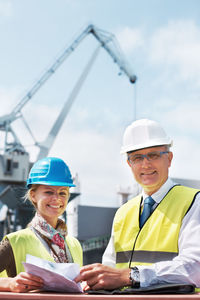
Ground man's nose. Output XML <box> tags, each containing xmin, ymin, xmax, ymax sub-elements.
<box><xmin>141</xmin><ymin>156</ymin><xmax>151</xmax><ymax>166</ymax></box>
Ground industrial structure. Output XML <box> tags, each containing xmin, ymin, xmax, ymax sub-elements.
<box><xmin>0</xmin><ymin>24</ymin><xmax>137</xmax><ymax>261</ymax></box>
<box><xmin>66</xmin><ymin>196</ymin><xmax>118</xmax><ymax>264</ymax></box>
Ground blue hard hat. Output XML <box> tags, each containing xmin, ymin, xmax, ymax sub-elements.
<box><xmin>27</xmin><ymin>157</ymin><xmax>75</xmax><ymax>188</ymax></box>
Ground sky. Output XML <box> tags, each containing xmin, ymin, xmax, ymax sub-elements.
<box><xmin>0</xmin><ymin>0</ymin><xmax>200</xmax><ymax>207</ymax></box>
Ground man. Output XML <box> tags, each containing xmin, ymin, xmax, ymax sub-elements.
<box><xmin>75</xmin><ymin>119</ymin><xmax>200</xmax><ymax>291</ymax></box>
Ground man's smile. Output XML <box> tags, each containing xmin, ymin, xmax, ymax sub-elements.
<box><xmin>141</xmin><ymin>171</ymin><xmax>157</xmax><ymax>176</ymax></box>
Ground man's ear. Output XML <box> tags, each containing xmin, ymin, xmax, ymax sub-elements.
<box><xmin>168</xmin><ymin>151</ymin><xmax>173</xmax><ymax>167</ymax></box>
<box><xmin>127</xmin><ymin>159</ymin><xmax>131</xmax><ymax>167</ymax></box>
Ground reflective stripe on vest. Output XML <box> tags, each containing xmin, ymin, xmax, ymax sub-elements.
<box><xmin>114</xmin><ymin>185</ymin><xmax>199</xmax><ymax>268</ymax></box>
<box><xmin>116</xmin><ymin>250</ymin><xmax>177</xmax><ymax>264</ymax></box>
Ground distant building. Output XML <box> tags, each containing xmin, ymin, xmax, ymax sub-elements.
<box><xmin>67</xmin><ymin>199</ymin><xmax>117</xmax><ymax>264</ymax></box>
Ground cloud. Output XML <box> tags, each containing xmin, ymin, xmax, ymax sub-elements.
<box><xmin>116</xmin><ymin>26</ymin><xmax>144</xmax><ymax>54</ymax></box>
<box><xmin>170</xmin><ymin>134</ymin><xmax>200</xmax><ymax>181</ymax></box>
<box><xmin>0</xmin><ymin>0</ymin><xmax>13</xmax><ymax>17</ymax></box>
<box><xmin>149</xmin><ymin>99</ymin><xmax>200</xmax><ymax>182</ymax></box>
<box><xmin>0</xmin><ymin>86</ymin><xmax>21</xmax><ymax>113</ymax></box>
<box><xmin>148</xmin><ymin>20</ymin><xmax>200</xmax><ymax>83</ymax></box>
<box><xmin>163</xmin><ymin>102</ymin><xmax>200</xmax><ymax>135</ymax></box>
<box><xmin>47</xmin><ymin>125</ymin><xmax>133</xmax><ymax>206</ymax></box>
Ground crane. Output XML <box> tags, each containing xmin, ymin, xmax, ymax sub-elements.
<box><xmin>0</xmin><ymin>24</ymin><xmax>137</xmax><ymax>236</ymax></box>
<box><xmin>0</xmin><ymin>24</ymin><xmax>136</xmax><ymax>170</ymax></box>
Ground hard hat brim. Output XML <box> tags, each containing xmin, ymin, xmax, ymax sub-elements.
<box><xmin>120</xmin><ymin>139</ymin><xmax>173</xmax><ymax>154</ymax></box>
<box><xmin>27</xmin><ymin>180</ymin><xmax>76</xmax><ymax>188</ymax></box>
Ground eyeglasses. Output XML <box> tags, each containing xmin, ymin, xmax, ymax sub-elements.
<box><xmin>128</xmin><ymin>151</ymin><xmax>169</xmax><ymax>165</ymax></box>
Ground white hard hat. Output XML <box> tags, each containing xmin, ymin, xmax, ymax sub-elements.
<box><xmin>120</xmin><ymin>119</ymin><xmax>172</xmax><ymax>154</ymax></box>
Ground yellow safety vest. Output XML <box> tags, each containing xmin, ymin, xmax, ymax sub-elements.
<box><xmin>0</xmin><ymin>227</ymin><xmax>82</xmax><ymax>277</ymax></box>
<box><xmin>114</xmin><ymin>185</ymin><xmax>199</xmax><ymax>269</ymax></box>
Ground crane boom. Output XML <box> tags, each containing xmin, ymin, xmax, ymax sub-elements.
<box><xmin>11</xmin><ymin>24</ymin><xmax>136</xmax><ymax>120</ymax></box>
<box><xmin>11</xmin><ymin>25</ymin><xmax>93</xmax><ymax>119</ymax></box>
<box><xmin>0</xmin><ymin>24</ymin><xmax>137</xmax><ymax>156</ymax></box>
<box><xmin>90</xmin><ymin>27</ymin><xmax>136</xmax><ymax>84</ymax></box>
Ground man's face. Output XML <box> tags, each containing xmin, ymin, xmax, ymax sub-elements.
<box><xmin>127</xmin><ymin>145</ymin><xmax>173</xmax><ymax>195</ymax></box>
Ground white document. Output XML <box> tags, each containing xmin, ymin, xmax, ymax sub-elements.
<box><xmin>23</xmin><ymin>254</ymin><xmax>83</xmax><ymax>293</ymax></box>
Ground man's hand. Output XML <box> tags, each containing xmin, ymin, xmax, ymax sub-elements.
<box><xmin>75</xmin><ymin>263</ymin><xmax>130</xmax><ymax>291</ymax></box>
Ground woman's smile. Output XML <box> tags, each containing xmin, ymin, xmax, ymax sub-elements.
<box><xmin>31</xmin><ymin>185</ymin><xmax>69</xmax><ymax>228</ymax></box>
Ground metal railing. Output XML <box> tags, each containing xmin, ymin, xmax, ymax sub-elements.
<box><xmin>80</xmin><ymin>235</ymin><xmax>110</xmax><ymax>252</ymax></box>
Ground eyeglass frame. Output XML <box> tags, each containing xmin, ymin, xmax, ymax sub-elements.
<box><xmin>127</xmin><ymin>151</ymin><xmax>169</xmax><ymax>165</ymax></box>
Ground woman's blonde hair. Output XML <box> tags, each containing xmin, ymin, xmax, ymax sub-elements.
<box><xmin>24</xmin><ymin>184</ymin><xmax>39</xmax><ymax>208</ymax></box>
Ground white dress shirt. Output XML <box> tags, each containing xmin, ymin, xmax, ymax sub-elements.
<box><xmin>102</xmin><ymin>178</ymin><xmax>200</xmax><ymax>288</ymax></box>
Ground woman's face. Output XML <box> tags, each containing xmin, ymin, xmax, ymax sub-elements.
<box><xmin>30</xmin><ymin>185</ymin><xmax>69</xmax><ymax>228</ymax></box>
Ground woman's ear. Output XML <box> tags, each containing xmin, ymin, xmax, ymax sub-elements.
<box><xmin>30</xmin><ymin>190</ymin><xmax>36</xmax><ymax>204</ymax></box>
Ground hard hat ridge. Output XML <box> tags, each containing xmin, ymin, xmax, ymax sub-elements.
<box><xmin>120</xmin><ymin>119</ymin><xmax>172</xmax><ymax>154</ymax></box>
<box><xmin>27</xmin><ymin>157</ymin><xmax>75</xmax><ymax>188</ymax></box>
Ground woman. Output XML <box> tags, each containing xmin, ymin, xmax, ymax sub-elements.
<box><xmin>0</xmin><ymin>157</ymin><xmax>82</xmax><ymax>292</ymax></box>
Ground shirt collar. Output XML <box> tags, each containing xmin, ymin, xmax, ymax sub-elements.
<box><xmin>142</xmin><ymin>178</ymin><xmax>175</xmax><ymax>204</ymax></box>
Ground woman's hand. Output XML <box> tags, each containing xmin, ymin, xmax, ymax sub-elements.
<box><xmin>8</xmin><ymin>272</ymin><xmax>44</xmax><ymax>293</ymax></box>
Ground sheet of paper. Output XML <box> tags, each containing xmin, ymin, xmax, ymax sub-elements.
<box><xmin>23</xmin><ymin>254</ymin><xmax>83</xmax><ymax>293</ymax></box>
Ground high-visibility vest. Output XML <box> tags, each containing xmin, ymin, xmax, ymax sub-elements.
<box><xmin>0</xmin><ymin>227</ymin><xmax>82</xmax><ymax>276</ymax></box>
<box><xmin>114</xmin><ymin>185</ymin><xmax>199</xmax><ymax>269</ymax></box>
